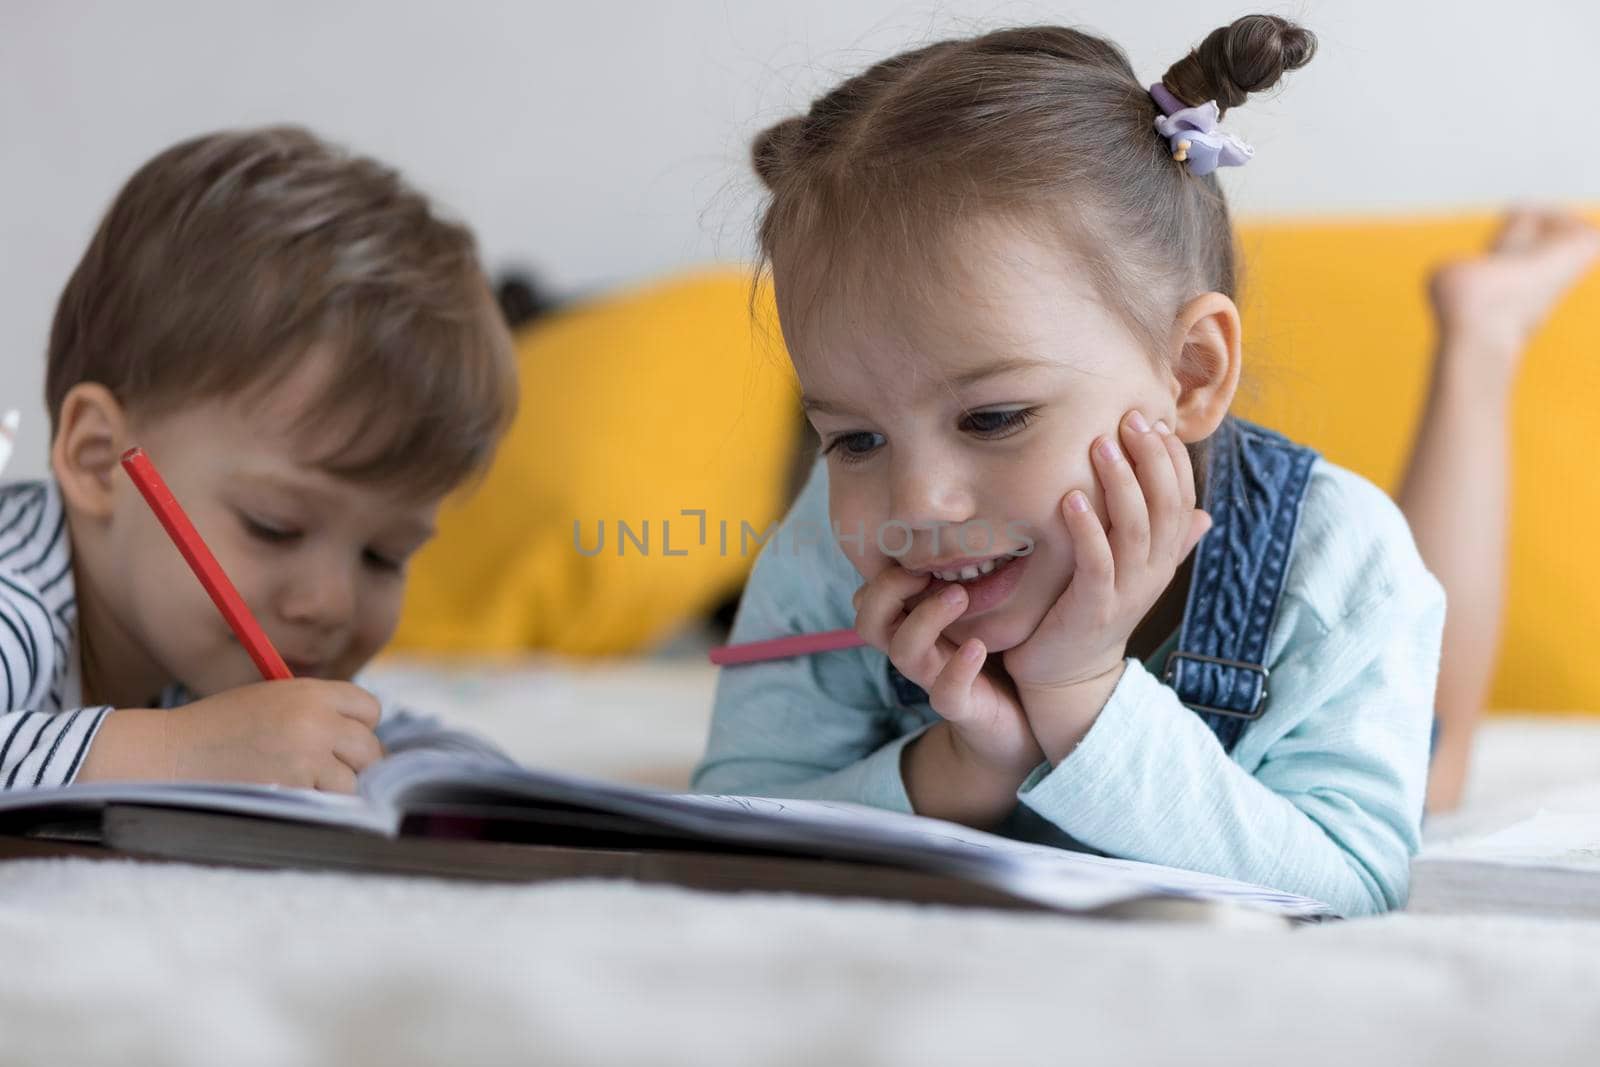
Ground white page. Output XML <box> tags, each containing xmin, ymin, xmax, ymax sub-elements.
<box><xmin>7</xmin><ymin>749</ymin><xmax>1332</xmax><ymax>919</ymax></box>
<box><xmin>653</xmin><ymin>794</ymin><xmax>1331</xmax><ymax>918</ymax></box>
<box><xmin>0</xmin><ymin>779</ymin><xmax>388</xmax><ymax>833</ymax></box>
<box><xmin>376</xmin><ymin>754</ymin><xmax>1332</xmax><ymax>920</ymax></box>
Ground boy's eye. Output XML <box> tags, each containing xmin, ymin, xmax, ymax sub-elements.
<box><xmin>241</xmin><ymin>515</ymin><xmax>300</xmax><ymax>544</ymax></box>
<box><xmin>363</xmin><ymin>548</ymin><xmax>405</xmax><ymax>574</ymax></box>
<box><xmin>822</xmin><ymin>431</ymin><xmax>885</xmax><ymax>465</ymax></box>
<box><xmin>962</xmin><ymin>408</ymin><xmax>1038</xmax><ymax>437</ymax></box>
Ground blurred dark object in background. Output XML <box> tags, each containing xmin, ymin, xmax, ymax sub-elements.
<box><xmin>495</xmin><ymin>269</ymin><xmax>560</xmax><ymax>329</ymax></box>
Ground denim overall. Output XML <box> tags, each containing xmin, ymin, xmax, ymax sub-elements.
<box><xmin>886</xmin><ymin>415</ymin><xmax>1318</xmax><ymax>755</ymax></box>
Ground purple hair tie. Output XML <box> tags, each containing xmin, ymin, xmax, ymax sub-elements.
<box><xmin>1148</xmin><ymin>82</ymin><xmax>1254</xmax><ymax>177</ymax></box>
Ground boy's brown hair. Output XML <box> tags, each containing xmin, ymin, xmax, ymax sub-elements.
<box><xmin>46</xmin><ymin>125</ymin><xmax>518</xmax><ymax>497</ymax></box>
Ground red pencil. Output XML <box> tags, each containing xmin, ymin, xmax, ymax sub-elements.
<box><xmin>708</xmin><ymin>628</ymin><xmax>866</xmax><ymax>666</ymax></box>
<box><xmin>120</xmin><ymin>447</ymin><xmax>294</xmax><ymax>682</ymax></box>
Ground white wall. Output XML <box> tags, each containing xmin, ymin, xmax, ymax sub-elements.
<box><xmin>2</xmin><ymin>0</ymin><xmax>1594</xmax><ymax>480</ymax></box>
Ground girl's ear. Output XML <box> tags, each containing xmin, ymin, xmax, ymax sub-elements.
<box><xmin>51</xmin><ymin>383</ymin><xmax>130</xmax><ymax>522</ymax></box>
<box><xmin>1166</xmin><ymin>292</ymin><xmax>1243</xmax><ymax>442</ymax></box>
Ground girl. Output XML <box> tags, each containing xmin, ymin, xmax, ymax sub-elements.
<box><xmin>695</xmin><ymin>15</ymin><xmax>1438</xmax><ymax>917</ymax></box>
<box><xmin>694</xmin><ymin>14</ymin><xmax>1593</xmax><ymax>921</ymax></box>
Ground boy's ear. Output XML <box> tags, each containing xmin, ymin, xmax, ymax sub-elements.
<box><xmin>1166</xmin><ymin>292</ymin><xmax>1243</xmax><ymax>443</ymax></box>
<box><xmin>51</xmin><ymin>383</ymin><xmax>130</xmax><ymax>521</ymax></box>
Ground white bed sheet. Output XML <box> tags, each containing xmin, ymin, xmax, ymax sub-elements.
<box><xmin>2</xmin><ymin>652</ymin><xmax>1598</xmax><ymax>1066</ymax></box>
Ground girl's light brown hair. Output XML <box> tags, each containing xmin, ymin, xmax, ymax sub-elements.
<box><xmin>751</xmin><ymin>15</ymin><xmax>1316</xmax><ymax>382</ymax></box>
<box><xmin>46</xmin><ymin>126</ymin><xmax>517</xmax><ymax>498</ymax></box>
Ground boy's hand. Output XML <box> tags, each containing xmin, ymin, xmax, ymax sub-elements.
<box><xmin>1429</xmin><ymin>207</ymin><xmax>1600</xmax><ymax>384</ymax></box>
<box><xmin>853</xmin><ymin>567</ymin><xmax>1042</xmax><ymax>778</ymax></box>
<box><xmin>166</xmin><ymin>679</ymin><xmax>385</xmax><ymax>793</ymax></box>
<box><xmin>1002</xmin><ymin>411</ymin><xmax>1210</xmax><ymax>747</ymax></box>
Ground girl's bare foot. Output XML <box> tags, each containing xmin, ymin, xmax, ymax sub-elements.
<box><xmin>1428</xmin><ymin>208</ymin><xmax>1600</xmax><ymax>390</ymax></box>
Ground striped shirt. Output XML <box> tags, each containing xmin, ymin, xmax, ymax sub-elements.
<box><xmin>0</xmin><ymin>479</ymin><xmax>507</xmax><ymax>791</ymax></box>
<box><xmin>0</xmin><ymin>480</ymin><xmax>109</xmax><ymax>788</ymax></box>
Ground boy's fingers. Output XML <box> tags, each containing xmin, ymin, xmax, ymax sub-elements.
<box><xmin>333</xmin><ymin>720</ymin><xmax>385</xmax><ymax>774</ymax></box>
<box><xmin>316</xmin><ymin>761</ymin><xmax>360</xmax><ymax>795</ymax></box>
<box><xmin>331</xmin><ymin>685</ymin><xmax>382</xmax><ymax>730</ymax></box>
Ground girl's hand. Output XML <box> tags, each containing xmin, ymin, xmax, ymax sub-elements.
<box><xmin>853</xmin><ymin>567</ymin><xmax>1043</xmax><ymax>777</ymax></box>
<box><xmin>1003</xmin><ymin>409</ymin><xmax>1212</xmax><ymax>700</ymax></box>
<box><xmin>1429</xmin><ymin>207</ymin><xmax>1600</xmax><ymax>387</ymax></box>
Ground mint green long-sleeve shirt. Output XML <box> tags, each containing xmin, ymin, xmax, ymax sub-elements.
<box><xmin>692</xmin><ymin>455</ymin><xmax>1446</xmax><ymax>917</ymax></box>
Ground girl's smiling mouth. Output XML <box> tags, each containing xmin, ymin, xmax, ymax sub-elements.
<box><xmin>903</xmin><ymin>550</ymin><xmax>1030</xmax><ymax>616</ymax></box>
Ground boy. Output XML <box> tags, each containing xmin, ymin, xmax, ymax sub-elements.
<box><xmin>0</xmin><ymin>126</ymin><xmax>517</xmax><ymax>792</ymax></box>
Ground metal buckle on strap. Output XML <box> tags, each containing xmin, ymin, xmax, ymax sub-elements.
<box><xmin>1162</xmin><ymin>650</ymin><xmax>1270</xmax><ymax>720</ymax></box>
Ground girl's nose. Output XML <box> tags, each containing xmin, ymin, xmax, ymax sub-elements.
<box><xmin>889</xmin><ymin>460</ymin><xmax>975</xmax><ymax>531</ymax></box>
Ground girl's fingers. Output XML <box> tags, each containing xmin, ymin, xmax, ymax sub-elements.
<box><xmin>887</xmin><ymin>583</ymin><xmax>968</xmax><ymax>686</ymax></box>
<box><xmin>1153</xmin><ymin>419</ymin><xmax>1208</xmax><ymax>564</ymax></box>
<box><xmin>1063</xmin><ymin>489</ymin><xmax>1114</xmax><ymax>602</ymax></box>
<box><xmin>1182</xmin><ymin>508</ymin><xmax>1214</xmax><ymax>560</ymax></box>
<box><xmin>1120</xmin><ymin>410</ymin><xmax>1180</xmax><ymax>563</ymax></box>
<box><xmin>1158</xmin><ymin>420</ymin><xmax>1200</xmax><ymax>514</ymax></box>
<box><xmin>928</xmin><ymin>638</ymin><xmax>987</xmax><ymax>723</ymax></box>
<box><xmin>1092</xmin><ymin>430</ymin><xmax>1149</xmax><ymax>571</ymax></box>
<box><xmin>855</xmin><ymin>568</ymin><xmax>932</xmax><ymax>650</ymax></box>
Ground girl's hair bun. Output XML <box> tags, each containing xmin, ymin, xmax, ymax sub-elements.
<box><xmin>1160</xmin><ymin>14</ymin><xmax>1316</xmax><ymax>118</ymax></box>
<box><xmin>752</xmin><ymin>116</ymin><xmax>809</xmax><ymax>191</ymax></box>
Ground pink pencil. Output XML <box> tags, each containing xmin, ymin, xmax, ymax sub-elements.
<box><xmin>708</xmin><ymin>628</ymin><xmax>866</xmax><ymax>666</ymax></box>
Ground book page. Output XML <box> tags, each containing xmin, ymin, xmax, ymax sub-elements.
<box><xmin>376</xmin><ymin>755</ymin><xmax>1331</xmax><ymax>920</ymax></box>
<box><xmin>634</xmin><ymin>793</ymin><xmax>1332</xmax><ymax>918</ymax></box>
<box><xmin>0</xmin><ymin>778</ymin><xmax>387</xmax><ymax>833</ymax></box>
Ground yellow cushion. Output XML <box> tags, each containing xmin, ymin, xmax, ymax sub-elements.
<box><xmin>1232</xmin><ymin>213</ymin><xmax>1600</xmax><ymax>712</ymax></box>
<box><xmin>390</xmin><ymin>270</ymin><xmax>799</xmax><ymax>657</ymax></box>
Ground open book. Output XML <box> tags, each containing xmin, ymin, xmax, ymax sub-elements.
<box><xmin>0</xmin><ymin>738</ymin><xmax>1333</xmax><ymax>925</ymax></box>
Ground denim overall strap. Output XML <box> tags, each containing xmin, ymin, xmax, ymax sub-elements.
<box><xmin>1165</xmin><ymin>416</ymin><xmax>1318</xmax><ymax>753</ymax></box>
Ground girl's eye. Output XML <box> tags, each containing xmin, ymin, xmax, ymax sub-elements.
<box><xmin>363</xmin><ymin>548</ymin><xmax>404</xmax><ymax>574</ymax></box>
<box><xmin>242</xmin><ymin>516</ymin><xmax>300</xmax><ymax>544</ymax></box>
<box><xmin>962</xmin><ymin>408</ymin><xmax>1038</xmax><ymax>438</ymax></box>
<box><xmin>823</xmin><ymin>431</ymin><xmax>885</xmax><ymax>466</ymax></box>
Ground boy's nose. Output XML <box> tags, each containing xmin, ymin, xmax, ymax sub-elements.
<box><xmin>278</xmin><ymin>560</ymin><xmax>356</xmax><ymax>633</ymax></box>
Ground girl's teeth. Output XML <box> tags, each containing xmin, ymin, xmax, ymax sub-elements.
<box><xmin>934</xmin><ymin>557</ymin><xmax>1008</xmax><ymax>583</ymax></box>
